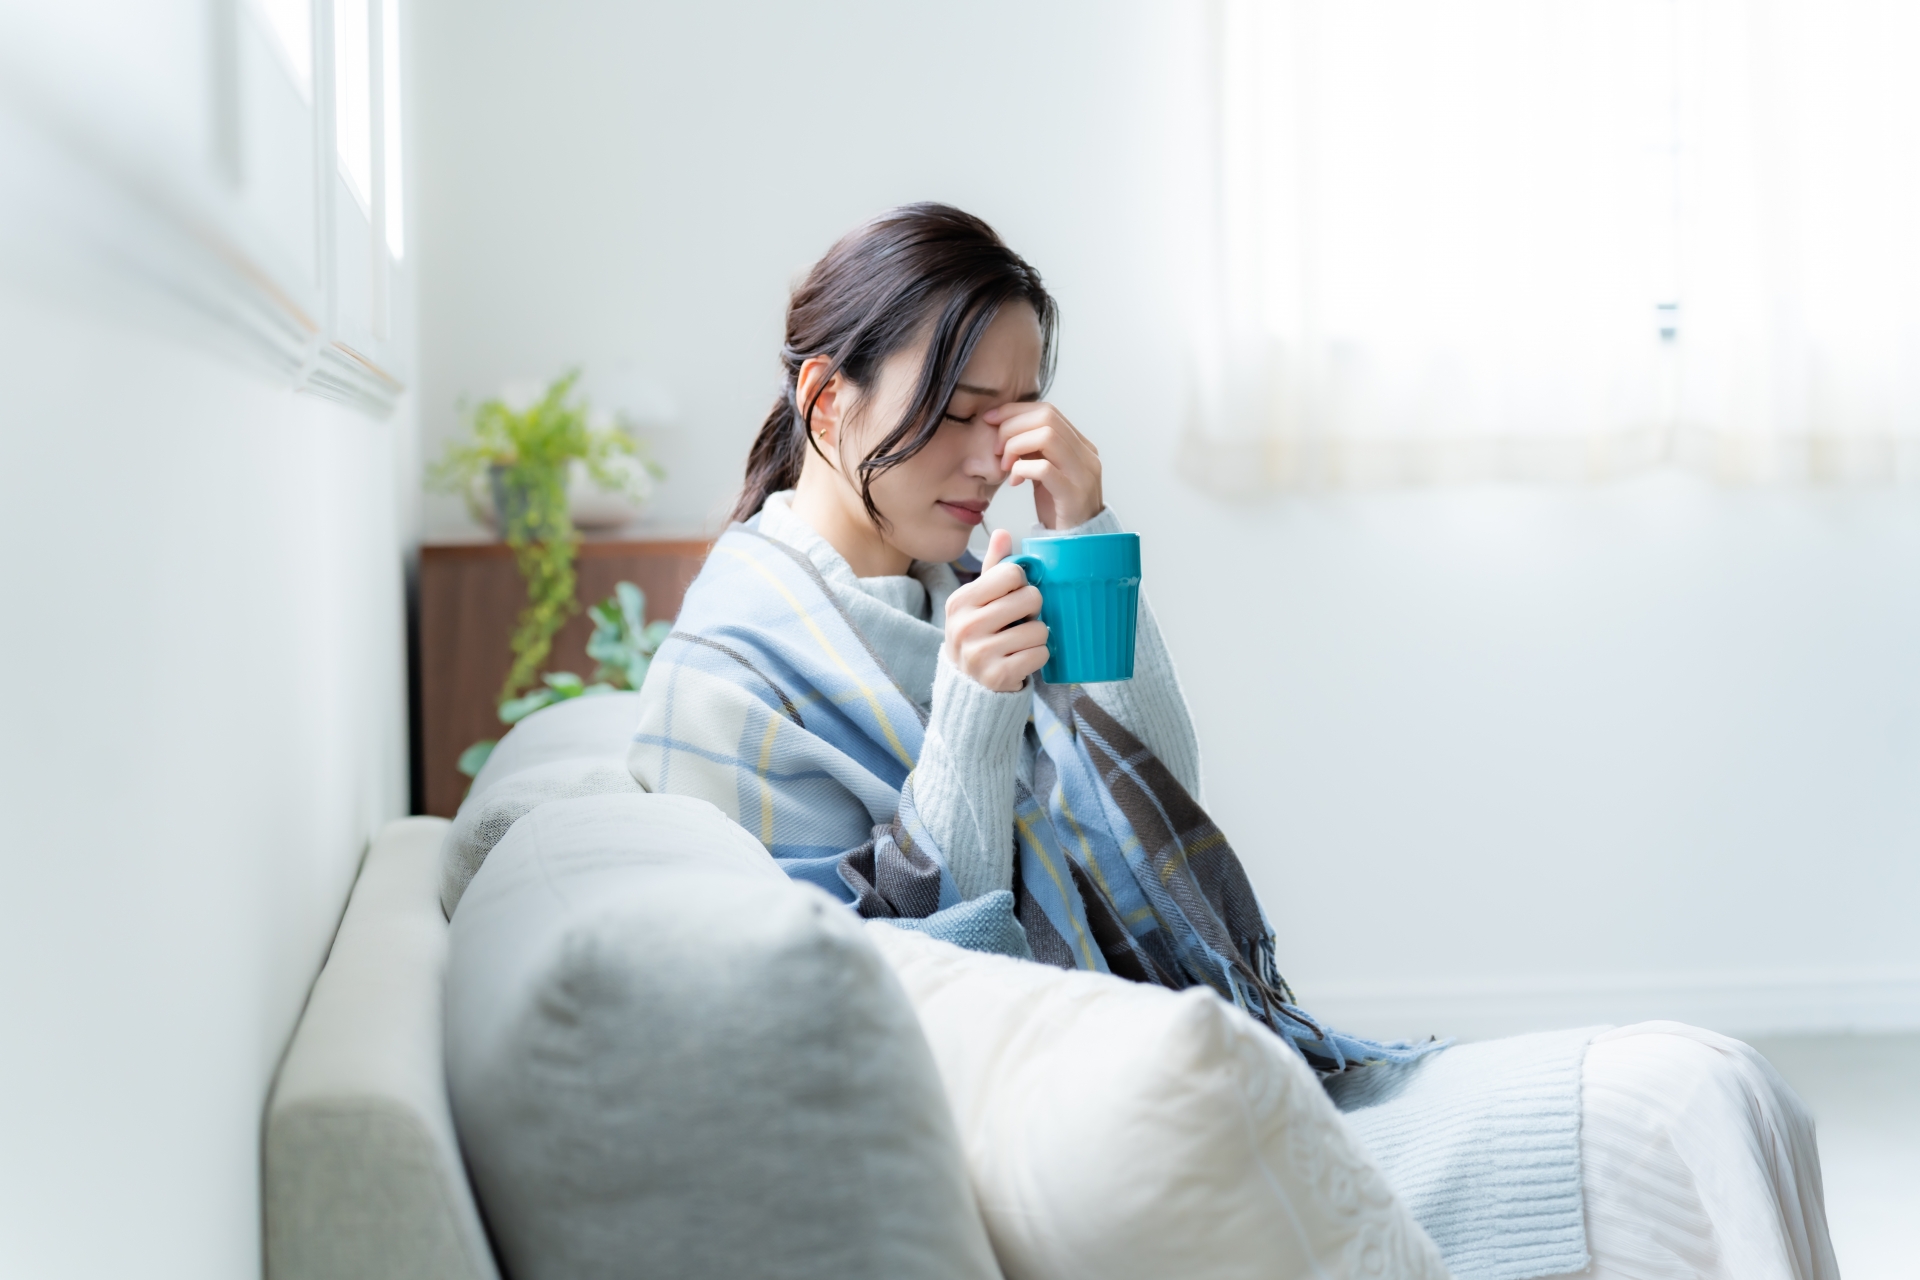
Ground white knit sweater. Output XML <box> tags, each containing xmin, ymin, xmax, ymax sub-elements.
<box><xmin>754</xmin><ymin>493</ymin><xmax>1200</xmax><ymax>900</ymax></box>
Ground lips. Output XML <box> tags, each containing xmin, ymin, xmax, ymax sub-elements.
<box><xmin>937</xmin><ymin>500</ymin><xmax>988</xmax><ymax>526</ymax></box>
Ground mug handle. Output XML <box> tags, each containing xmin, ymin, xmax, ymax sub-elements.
<box><xmin>1006</xmin><ymin>553</ymin><xmax>1044</xmax><ymax>585</ymax></box>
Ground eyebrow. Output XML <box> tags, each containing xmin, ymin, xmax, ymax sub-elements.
<box><xmin>954</xmin><ymin>382</ymin><xmax>1042</xmax><ymax>401</ymax></box>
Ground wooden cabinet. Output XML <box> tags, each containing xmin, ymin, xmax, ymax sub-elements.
<box><xmin>415</xmin><ymin>538</ymin><xmax>710</xmax><ymax>817</ymax></box>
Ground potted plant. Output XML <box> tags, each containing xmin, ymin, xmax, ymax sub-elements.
<box><xmin>427</xmin><ymin>370</ymin><xmax>663</xmax><ymax>706</ymax></box>
<box><xmin>455</xmin><ymin>581</ymin><xmax>674</xmax><ymax>780</ymax></box>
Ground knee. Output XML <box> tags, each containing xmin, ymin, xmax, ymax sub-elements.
<box><xmin>1584</xmin><ymin>1021</ymin><xmax>1809</xmax><ymax>1135</ymax></box>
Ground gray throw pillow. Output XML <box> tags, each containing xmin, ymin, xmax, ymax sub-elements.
<box><xmin>441</xmin><ymin>692</ymin><xmax>649</xmax><ymax>918</ymax></box>
<box><xmin>466</xmin><ymin>691</ymin><xmax>644</xmax><ymax>796</ymax></box>
<box><xmin>445</xmin><ymin>792</ymin><xmax>1002</xmax><ymax>1280</ymax></box>
<box><xmin>439</xmin><ymin>757</ymin><xmax>640</xmax><ymax>917</ymax></box>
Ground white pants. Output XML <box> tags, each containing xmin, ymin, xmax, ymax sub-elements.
<box><xmin>1549</xmin><ymin>1022</ymin><xmax>1840</xmax><ymax>1280</ymax></box>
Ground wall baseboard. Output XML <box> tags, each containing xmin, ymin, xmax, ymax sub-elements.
<box><xmin>1302</xmin><ymin>967</ymin><xmax>1920</xmax><ymax>1044</ymax></box>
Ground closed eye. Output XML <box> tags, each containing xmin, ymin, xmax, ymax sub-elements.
<box><xmin>942</xmin><ymin>412</ymin><xmax>975</xmax><ymax>424</ymax></box>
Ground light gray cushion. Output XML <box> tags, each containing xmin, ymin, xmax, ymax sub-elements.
<box><xmin>446</xmin><ymin>792</ymin><xmax>1002</xmax><ymax>1280</ymax></box>
<box><xmin>442</xmin><ymin>692</ymin><xmax>647</xmax><ymax>918</ymax></box>
<box><xmin>266</xmin><ymin>817</ymin><xmax>500</xmax><ymax>1280</ymax></box>
<box><xmin>440</xmin><ymin>757</ymin><xmax>640</xmax><ymax>917</ymax></box>
<box><xmin>466</xmin><ymin>691</ymin><xmax>644</xmax><ymax>796</ymax></box>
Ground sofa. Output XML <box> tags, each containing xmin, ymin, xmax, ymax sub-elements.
<box><xmin>263</xmin><ymin>695</ymin><xmax>1446</xmax><ymax>1280</ymax></box>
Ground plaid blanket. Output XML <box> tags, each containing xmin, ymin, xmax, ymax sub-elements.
<box><xmin>630</xmin><ymin>525</ymin><xmax>1435</xmax><ymax>1073</ymax></box>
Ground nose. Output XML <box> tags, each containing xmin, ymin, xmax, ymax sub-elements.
<box><xmin>963</xmin><ymin>420</ymin><xmax>1005</xmax><ymax>484</ymax></box>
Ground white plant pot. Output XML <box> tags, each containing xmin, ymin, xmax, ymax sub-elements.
<box><xmin>567</xmin><ymin>456</ymin><xmax>654</xmax><ymax>530</ymax></box>
<box><xmin>468</xmin><ymin>457</ymin><xmax>654</xmax><ymax>533</ymax></box>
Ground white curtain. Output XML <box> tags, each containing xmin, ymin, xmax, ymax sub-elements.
<box><xmin>1184</xmin><ymin>0</ymin><xmax>1920</xmax><ymax>489</ymax></box>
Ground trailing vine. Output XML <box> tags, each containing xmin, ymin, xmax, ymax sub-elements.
<box><xmin>500</xmin><ymin>464</ymin><xmax>577</xmax><ymax>704</ymax></box>
<box><xmin>454</xmin><ymin>581</ymin><xmax>674</xmax><ymax>781</ymax></box>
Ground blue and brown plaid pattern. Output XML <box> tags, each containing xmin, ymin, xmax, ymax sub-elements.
<box><xmin>630</xmin><ymin>524</ymin><xmax>1441</xmax><ymax>1073</ymax></box>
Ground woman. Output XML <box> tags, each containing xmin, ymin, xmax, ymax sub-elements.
<box><xmin>631</xmin><ymin>204</ymin><xmax>1837</xmax><ymax>1280</ymax></box>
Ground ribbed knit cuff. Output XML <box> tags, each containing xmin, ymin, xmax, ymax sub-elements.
<box><xmin>1032</xmin><ymin>505</ymin><xmax>1123</xmax><ymax>539</ymax></box>
<box><xmin>929</xmin><ymin>647</ymin><xmax>1033</xmax><ymax>743</ymax></box>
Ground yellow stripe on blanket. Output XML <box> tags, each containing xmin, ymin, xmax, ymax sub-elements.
<box><xmin>1016</xmin><ymin>811</ymin><xmax>1099</xmax><ymax>970</ymax></box>
<box><xmin>755</xmin><ymin>713</ymin><xmax>781</xmax><ymax>845</ymax></box>
<box><xmin>1055</xmin><ymin>786</ymin><xmax>1120</xmax><ymax>907</ymax></box>
<box><xmin>1159</xmin><ymin>830</ymin><xmax>1227</xmax><ymax>884</ymax></box>
<box><xmin>719</xmin><ymin>545</ymin><xmax>915</xmax><ymax>769</ymax></box>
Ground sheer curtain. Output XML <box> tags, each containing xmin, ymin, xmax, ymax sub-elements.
<box><xmin>1183</xmin><ymin>0</ymin><xmax>1920</xmax><ymax>489</ymax></box>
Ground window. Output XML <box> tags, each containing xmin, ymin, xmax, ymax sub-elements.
<box><xmin>334</xmin><ymin>0</ymin><xmax>373</xmax><ymax>215</ymax></box>
<box><xmin>329</xmin><ymin>0</ymin><xmax>406</xmax><ymax>353</ymax></box>
<box><xmin>253</xmin><ymin>0</ymin><xmax>312</xmax><ymax>102</ymax></box>
<box><xmin>382</xmin><ymin>0</ymin><xmax>404</xmax><ymax>260</ymax></box>
<box><xmin>1184</xmin><ymin>0</ymin><xmax>1920</xmax><ymax>488</ymax></box>
<box><xmin>0</xmin><ymin>0</ymin><xmax>405</xmax><ymax>415</ymax></box>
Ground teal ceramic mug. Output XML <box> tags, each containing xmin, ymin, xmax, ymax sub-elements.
<box><xmin>1007</xmin><ymin>532</ymin><xmax>1140</xmax><ymax>684</ymax></box>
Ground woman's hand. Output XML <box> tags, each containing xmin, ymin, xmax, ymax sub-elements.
<box><xmin>985</xmin><ymin>401</ymin><xmax>1103</xmax><ymax>530</ymax></box>
<box><xmin>943</xmin><ymin>529</ymin><xmax>1048</xmax><ymax>693</ymax></box>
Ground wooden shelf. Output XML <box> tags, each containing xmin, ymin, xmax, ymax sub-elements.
<box><xmin>415</xmin><ymin>537</ymin><xmax>711</xmax><ymax>817</ymax></box>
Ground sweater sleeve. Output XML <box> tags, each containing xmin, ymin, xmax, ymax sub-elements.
<box><xmin>1040</xmin><ymin>507</ymin><xmax>1204</xmax><ymax>801</ymax></box>
<box><xmin>908</xmin><ymin>649</ymin><xmax>1031</xmax><ymax>900</ymax></box>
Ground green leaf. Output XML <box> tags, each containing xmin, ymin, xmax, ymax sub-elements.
<box><xmin>456</xmin><ymin>739</ymin><xmax>498</xmax><ymax>778</ymax></box>
<box><xmin>615</xmin><ymin>581</ymin><xmax>646</xmax><ymax>632</ymax></box>
<box><xmin>641</xmin><ymin>619</ymin><xmax>674</xmax><ymax>650</ymax></box>
<box><xmin>499</xmin><ymin>688</ymin><xmax>559</xmax><ymax>723</ymax></box>
<box><xmin>544</xmin><ymin>671</ymin><xmax>586</xmax><ymax>695</ymax></box>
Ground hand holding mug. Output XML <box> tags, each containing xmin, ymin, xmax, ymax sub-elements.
<box><xmin>943</xmin><ymin>528</ymin><xmax>1050</xmax><ymax>693</ymax></box>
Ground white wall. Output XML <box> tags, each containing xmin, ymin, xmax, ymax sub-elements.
<box><xmin>414</xmin><ymin>0</ymin><xmax>1920</xmax><ymax>1039</ymax></box>
<box><xmin>0</xmin><ymin>297</ymin><xmax>413</xmax><ymax>1279</ymax></box>
<box><xmin>0</xmin><ymin>8</ymin><xmax>416</xmax><ymax>1275</ymax></box>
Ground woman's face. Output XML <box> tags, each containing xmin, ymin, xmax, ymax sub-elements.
<box><xmin>844</xmin><ymin>302</ymin><xmax>1045</xmax><ymax>566</ymax></box>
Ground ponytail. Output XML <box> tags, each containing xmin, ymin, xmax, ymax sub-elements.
<box><xmin>728</xmin><ymin>203</ymin><xmax>1056</xmax><ymax>526</ymax></box>
<box><xmin>731</xmin><ymin>385</ymin><xmax>809</xmax><ymax>523</ymax></box>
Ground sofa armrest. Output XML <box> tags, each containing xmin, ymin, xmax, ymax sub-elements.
<box><xmin>265</xmin><ymin>816</ymin><xmax>499</xmax><ymax>1280</ymax></box>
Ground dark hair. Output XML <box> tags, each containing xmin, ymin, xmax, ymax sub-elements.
<box><xmin>732</xmin><ymin>203</ymin><xmax>1059</xmax><ymax>525</ymax></box>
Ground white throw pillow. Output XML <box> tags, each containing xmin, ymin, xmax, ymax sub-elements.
<box><xmin>866</xmin><ymin>924</ymin><xmax>1448</xmax><ymax>1280</ymax></box>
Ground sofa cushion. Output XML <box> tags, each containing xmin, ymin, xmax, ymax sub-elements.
<box><xmin>440</xmin><ymin>757</ymin><xmax>640</xmax><ymax>917</ymax></box>
<box><xmin>265</xmin><ymin>816</ymin><xmax>499</xmax><ymax>1280</ymax></box>
<box><xmin>866</xmin><ymin>923</ymin><xmax>1448</xmax><ymax>1280</ymax></box>
<box><xmin>466</xmin><ymin>691</ymin><xmax>643</xmax><ymax>796</ymax></box>
<box><xmin>441</xmin><ymin>692</ymin><xmax>647</xmax><ymax>918</ymax></box>
<box><xmin>446</xmin><ymin>792</ymin><xmax>1001</xmax><ymax>1280</ymax></box>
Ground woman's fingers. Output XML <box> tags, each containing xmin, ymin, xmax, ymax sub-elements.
<box><xmin>989</xmin><ymin>401</ymin><xmax>1102</xmax><ymax>528</ymax></box>
<box><xmin>961</xmin><ymin>619</ymin><xmax>1050</xmax><ymax>682</ymax></box>
<box><xmin>946</xmin><ymin>560</ymin><xmax>1029</xmax><ymax>619</ymax></box>
<box><xmin>999</xmin><ymin>422</ymin><xmax>1098</xmax><ymax>467</ymax></box>
<box><xmin>953</xmin><ymin>585</ymin><xmax>1043</xmax><ymax>639</ymax></box>
<box><xmin>942</xmin><ymin>518</ymin><xmax>1054</xmax><ymax>690</ymax></box>
<box><xmin>965</xmin><ymin>617</ymin><xmax>1048</xmax><ymax>658</ymax></box>
<box><xmin>993</xmin><ymin>407</ymin><xmax>1099</xmax><ymax>461</ymax></box>
<box><xmin>1007</xmin><ymin>457</ymin><xmax>1061</xmax><ymax>489</ymax></box>
<box><xmin>982</xmin><ymin>640</ymin><xmax>1050</xmax><ymax>690</ymax></box>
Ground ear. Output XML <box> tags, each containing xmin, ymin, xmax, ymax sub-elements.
<box><xmin>794</xmin><ymin>355</ymin><xmax>853</xmax><ymax>452</ymax></box>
